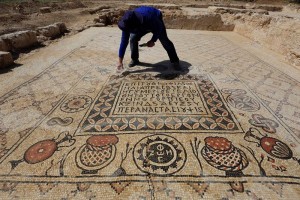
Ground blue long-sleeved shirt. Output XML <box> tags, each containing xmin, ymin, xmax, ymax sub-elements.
<box><xmin>118</xmin><ymin>6</ymin><xmax>164</xmax><ymax>58</ymax></box>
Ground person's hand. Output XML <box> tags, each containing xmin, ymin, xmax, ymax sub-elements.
<box><xmin>116</xmin><ymin>61</ymin><xmax>124</xmax><ymax>73</ymax></box>
<box><xmin>147</xmin><ymin>41</ymin><xmax>155</xmax><ymax>47</ymax></box>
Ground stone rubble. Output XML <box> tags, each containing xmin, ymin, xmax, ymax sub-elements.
<box><xmin>0</xmin><ymin>22</ymin><xmax>67</xmax><ymax>68</ymax></box>
<box><xmin>39</xmin><ymin>7</ymin><xmax>52</xmax><ymax>13</ymax></box>
<box><xmin>0</xmin><ymin>39</ymin><xmax>9</xmax><ymax>52</ymax></box>
<box><xmin>88</xmin><ymin>5</ymin><xmax>111</xmax><ymax>14</ymax></box>
<box><xmin>250</xmin><ymin>5</ymin><xmax>283</xmax><ymax>12</ymax></box>
<box><xmin>36</xmin><ymin>24</ymin><xmax>60</xmax><ymax>38</ymax></box>
<box><xmin>93</xmin><ymin>9</ymin><xmax>125</xmax><ymax>26</ymax></box>
<box><xmin>0</xmin><ymin>31</ymin><xmax>38</xmax><ymax>51</ymax></box>
<box><xmin>128</xmin><ymin>3</ymin><xmax>181</xmax><ymax>10</ymax></box>
<box><xmin>208</xmin><ymin>6</ymin><xmax>269</xmax><ymax>15</ymax></box>
<box><xmin>36</xmin><ymin>22</ymin><xmax>67</xmax><ymax>39</ymax></box>
<box><xmin>0</xmin><ymin>22</ymin><xmax>67</xmax><ymax>52</ymax></box>
<box><xmin>0</xmin><ymin>51</ymin><xmax>13</xmax><ymax>69</ymax></box>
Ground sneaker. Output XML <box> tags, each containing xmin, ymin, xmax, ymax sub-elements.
<box><xmin>128</xmin><ymin>60</ymin><xmax>140</xmax><ymax>67</ymax></box>
<box><xmin>172</xmin><ymin>61</ymin><xmax>182</xmax><ymax>71</ymax></box>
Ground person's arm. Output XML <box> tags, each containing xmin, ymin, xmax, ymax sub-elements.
<box><xmin>117</xmin><ymin>31</ymin><xmax>130</xmax><ymax>70</ymax></box>
<box><xmin>119</xmin><ymin>31</ymin><xmax>130</xmax><ymax>59</ymax></box>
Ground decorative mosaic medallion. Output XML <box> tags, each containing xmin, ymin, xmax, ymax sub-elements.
<box><xmin>133</xmin><ymin>134</ymin><xmax>187</xmax><ymax>175</ymax></box>
<box><xmin>60</xmin><ymin>95</ymin><xmax>92</xmax><ymax>113</ymax></box>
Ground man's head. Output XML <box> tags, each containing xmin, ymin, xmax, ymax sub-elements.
<box><xmin>118</xmin><ymin>10</ymin><xmax>143</xmax><ymax>32</ymax></box>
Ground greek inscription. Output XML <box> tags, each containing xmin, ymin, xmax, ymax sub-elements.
<box><xmin>113</xmin><ymin>81</ymin><xmax>207</xmax><ymax>115</ymax></box>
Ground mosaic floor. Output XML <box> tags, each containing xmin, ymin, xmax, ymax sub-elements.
<box><xmin>0</xmin><ymin>28</ymin><xmax>300</xmax><ymax>199</ymax></box>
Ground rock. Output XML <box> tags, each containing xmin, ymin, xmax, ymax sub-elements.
<box><xmin>37</xmin><ymin>35</ymin><xmax>48</xmax><ymax>43</ymax></box>
<box><xmin>93</xmin><ymin>17</ymin><xmax>100</xmax><ymax>23</ymax></box>
<box><xmin>93</xmin><ymin>9</ymin><xmax>125</xmax><ymax>26</ymax></box>
<box><xmin>209</xmin><ymin>6</ymin><xmax>269</xmax><ymax>15</ymax></box>
<box><xmin>128</xmin><ymin>3</ymin><xmax>181</xmax><ymax>10</ymax></box>
<box><xmin>76</xmin><ymin>27</ymin><xmax>85</xmax><ymax>33</ymax></box>
<box><xmin>94</xmin><ymin>14</ymin><xmax>109</xmax><ymax>25</ymax></box>
<box><xmin>16</xmin><ymin>4</ymin><xmax>25</xmax><ymax>14</ymax></box>
<box><xmin>115</xmin><ymin>9</ymin><xmax>126</xmax><ymax>16</ymax></box>
<box><xmin>1</xmin><ymin>31</ymin><xmax>38</xmax><ymax>50</ymax></box>
<box><xmin>0</xmin><ymin>51</ymin><xmax>13</xmax><ymax>69</ymax></box>
<box><xmin>185</xmin><ymin>4</ymin><xmax>210</xmax><ymax>8</ymax></box>
<box><xmin>61</xmin><ymin>1</ymin><xmax>86</xmax><ymax>10</ymax></box>
<box><xmin>255</xmin><ymin>9</ymin><xmax>269</xmax><ymax>15</ymax></box>
<box><xmin>54</xmin><ymin>22</ymin><xmax>67</xmax><ymax>33</ymax></box>
<box><xmin>89</xmin><ymin>23</ymin><xmax>105</xmax><ymax>28</ymax></box>
<box><xmin>0</xmin><ymin>39</ymin><xmax>9</xmax><ymax>52</ymax></box>
<box><xmin>251</xmin><ymin>5</ymin><xmax>283</xmax><ymax>12</ymax></box>
<box><xmin>82</xmin><ymin>23</ymin><xmax>106</xmax><ymax>29</ymax></box>
<box><xmin>40</xmin><ymin>7</ymin><xmax>52</xmax><ymax>13</ymax></box>
<box><xmin>36</xmin><ymin>25</ymin><xmax>60</xmax><ymax>38</ymax></box>
<box><xmin>88</xmin><ymin>5</ymin><xmax>111</xmax><ymax>14</ymax></box>
<box><xmin>36</xmin><ymin>23</ymin><xmax>67</xmax><ymax>38</ymax></box>
<box><xmin>220</xmin><ymin>4</ymin><xmax>246</xmax><ymax>9</ymax></box>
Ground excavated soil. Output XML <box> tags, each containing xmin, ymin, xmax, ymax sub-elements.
<box><xmin>0</xmin><ymin>0</ymin><xmax>299</xmax><ymax>66</ymax></box>
<box><xmin>0</xmin><ymin>0</ymin><xmax>295</xmax><ymax>34</ymax></box>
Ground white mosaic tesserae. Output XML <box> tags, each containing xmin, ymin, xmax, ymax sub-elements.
<box><xmin>0</xmin><ymin>27</ymin><xmax>299</xmax><ymax>199</ymax></box>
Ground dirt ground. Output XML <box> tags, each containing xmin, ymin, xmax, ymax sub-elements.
<box><xmin>0</xmin><ymin>0</ymin><xmax>295</xmax><ymax>35</ymax></box>
<box><xmin>0</xmin><ymin>0</ymin><xmax>299</xmax><ymax>67</ymax></box>
<box><xmin>0</xmin><ymin>0</ymin><xmax>108</xmax><ymax>35</ymax></box>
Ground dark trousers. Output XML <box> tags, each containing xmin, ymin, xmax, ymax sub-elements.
<box><xmin>129</xmin><ymin>19</ymin><xmax>179</xmax><ymax>63</ymax></box>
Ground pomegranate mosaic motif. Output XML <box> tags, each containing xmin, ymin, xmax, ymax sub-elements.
<box><xmin>201</xmin><ymin>136</ymin><xmax>249</xmax><ymax>193</ymax></box>
<box><xmin>201</xmin><ymin>136</ymin><xmax>249</xmax><ymax>174</ymax></box>
<box><xmin>10</xmin><ymin>132</ymin><xmax>75</xmax><ymax>169</ymax></box>
<box><xmin>244</xmin><ymin>128</ymin><xmax>300</xmax><ymax>164</ymax></box>
<box><xmin>76</xmin><ymin>135</ymin><xmax>119</xmax><ymax>174</ymax></box>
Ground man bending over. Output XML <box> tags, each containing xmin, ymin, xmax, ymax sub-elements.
<box><xmin>117</xmin><ymin>6</ymin><xmax>180</xmax><ymax>72</ymax></box>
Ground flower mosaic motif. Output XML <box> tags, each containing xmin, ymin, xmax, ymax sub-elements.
<box><xmin>60</xmin><ymin>95</ymin><xmax>92</xmax><ymax>113</ymax></box>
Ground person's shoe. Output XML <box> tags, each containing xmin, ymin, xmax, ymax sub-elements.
<box><xmin>128</xmin><ymin>60</ymin><xmax>140</xmax><ymax>67</ymax></box>
<box><xmin>172</xmin><ymin>61</ymin><xmax>182</xmax><ymax>71</ymax></box>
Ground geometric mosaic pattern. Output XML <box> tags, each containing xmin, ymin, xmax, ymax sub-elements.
<box><xmin>0</xmin><ymin>28</ymin><xmax>299</xmax><ymax>199</ymax></box>
<box><xmin>78</xmin><ymin>74</ymin><xmax>242</xmax><ymax>134</ymax></box>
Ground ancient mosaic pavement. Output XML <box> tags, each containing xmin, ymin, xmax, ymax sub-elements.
<box><xmin>0</xmin><ymin>28</ymin><xmax>300</xmax><ymax>199</ymax></box>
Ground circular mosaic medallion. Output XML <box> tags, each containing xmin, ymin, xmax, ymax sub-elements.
<box><xmin>227</xmin><ymin>94</ymin><xmax>260</xmax><ymax>112</ymax></box>
<box><xmin>133</xmin><ymin>134</ymin><xmax>186</xmax><ymax>175</ymax></box>
<box><xmin>60</xmin><ymin>95</ymin><xmax>92</xmax><ymax>113</ymax></box>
